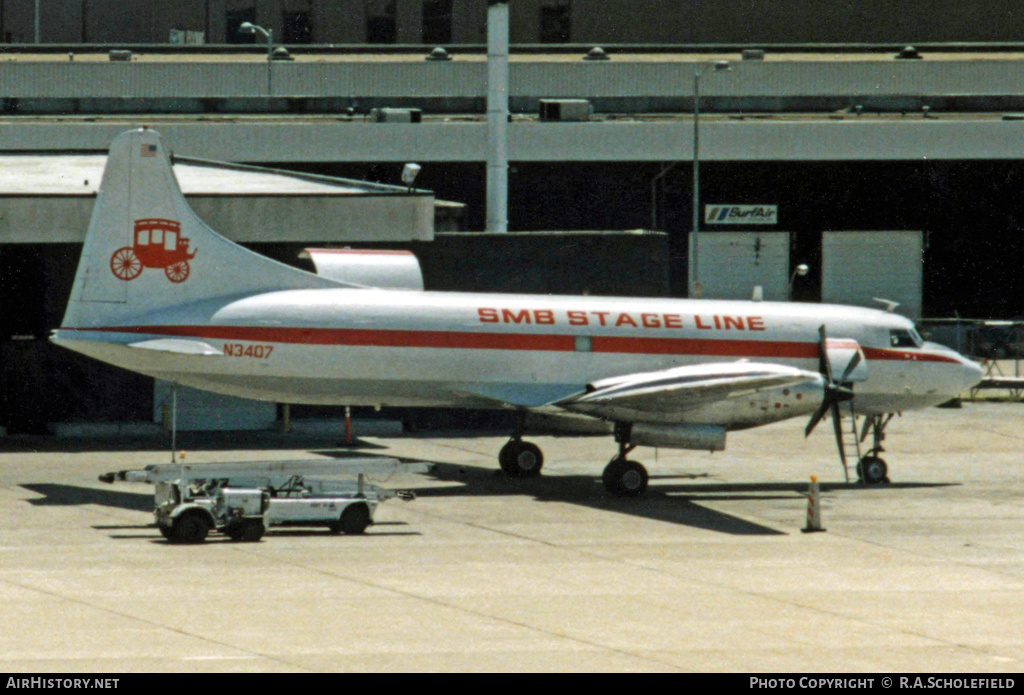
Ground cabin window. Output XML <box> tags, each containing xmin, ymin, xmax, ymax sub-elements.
<box><xmin>890</xmin><ymin>328</ymin><xmax>922</xmax><ymax>348</ymax></box>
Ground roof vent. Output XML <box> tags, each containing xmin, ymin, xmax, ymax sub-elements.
<box><xmin>271</xmin><ymin>46</ymin><xmax>293</xmax><ymax>61</ymax></box>
<box><xmin>583</xmin><ymin>47</ymin><xmax>609</xmax><ymax>61</ymax></box>
<box><xmin>426</xmin><ymin>46</ymin><xmax>451</xmax><ymax>61</ymax></box>
<box><xmin>741</xmin><ymin>49</ymin><xmax>765</xmax><ymax>61</ymax></box>
<box><xmin>896</xmin><ymin>45</ymin><xmax>922</xmax><ymax>60</ymax></box>
<box><xmin>539</xmin><ymin>99</ymin><xmax>592</xmax><ymax>121</ymax></box>
<box><xmin>371</xmin><ymin>108</ymin><xmax>423</xmax><ymax>123</ymax></box>
<box><xmin>108</xmin><ymin>50</ymin><xmax>132</xmax><ymax>62</ymax></box>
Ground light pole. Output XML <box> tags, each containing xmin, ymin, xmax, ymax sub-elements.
<box><xmin>239</xmin><ymin>21</ymin><xmax>273</xmax><ymax>96</ymax></box>
<box><xmin>689</xmin><ymin>60</ymin><xmax>732</xmax><ymax>298</ymax></box>
<box><xmin>789</xmin><ymin>263</ymin><xmax>809</xmax><ymax>300</ymax></box>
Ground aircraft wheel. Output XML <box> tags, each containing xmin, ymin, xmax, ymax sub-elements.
<box><xmin>857</xmin><ymin>456</ymin><xmax>889</xmax><ymax>485</ymax></box>
<box><xmin>498</xmin><ymin>440</ymin><xmax>544</xmax><ymax>478</ymax></box>
<box><xmin>169</xmin><ymin>511</ymin><xmax>210</xmax><ymax>544</ymax></box>
<box><xmin>602</xmin><ymin>458</ymin><xmax>648</xmax><ymax>498</ymax></box>
<box><xmin>330</xmin><ymin>503</ymin><xmax>371</xmax><ymax>535</ymax></box>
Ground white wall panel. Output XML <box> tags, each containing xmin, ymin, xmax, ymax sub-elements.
<box><xmin>695</xmin><ymin>231</ymin><xmax>791</xmax><ymax>301</ymax></box>
<box><xmin>821</xmin><ymin>231</ymin><xmax>923</xmax><ymax>319</ymax></box>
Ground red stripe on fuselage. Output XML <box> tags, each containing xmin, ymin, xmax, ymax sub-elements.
<box><xmin>60</xmin><ymin>325</ymin><xmax>963</xmax><ymax>363</ymax></box>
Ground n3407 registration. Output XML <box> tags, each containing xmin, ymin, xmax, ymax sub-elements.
<box><xmin>222</xmin><ymin>343</ymin><xmax>274</xmax><ymax>359</ymax></box>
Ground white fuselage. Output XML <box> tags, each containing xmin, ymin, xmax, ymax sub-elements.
<box><xmin>54</xmin><ymin>289</ymin><xmax>983</xmax><ymax>422</ymax></box>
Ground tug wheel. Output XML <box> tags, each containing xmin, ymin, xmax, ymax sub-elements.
<box><xmin>330</xmin><ymin>503</ymin><xmax>371</xmax><ymax>535</ymax></box>
<box><xmin>169</xmin><ymin>511</ymin><xmax>210</xmax><ymax>544</ymax></box>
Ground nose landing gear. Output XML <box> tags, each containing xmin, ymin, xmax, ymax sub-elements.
<box><xmin>856</xmin><ymin>413</ymin><xmax>894</xmax><ymax>485</ymax></box>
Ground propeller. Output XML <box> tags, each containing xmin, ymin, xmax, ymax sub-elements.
<box><xmin>804</xmin><ymin>326</ymin><xmax>862</xmax><ymax>456</ymax></box>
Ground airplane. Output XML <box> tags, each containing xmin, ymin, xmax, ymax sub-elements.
<box><xmin>51</xmin><ymin>128</ymin><xmax>983</xmax><ymax>497</ymax></box>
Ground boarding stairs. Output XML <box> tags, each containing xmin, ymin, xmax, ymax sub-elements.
<box><xmin>835</xmin><ymin>401</ymin><xmax>862</xmax><ymax>484</ymax></box>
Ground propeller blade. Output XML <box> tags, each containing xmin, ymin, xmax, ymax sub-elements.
<box><xmin>838</xmin><ymin>349</ymin><xmax>862</xmax><ymax>384</ymax></box>
<box><xmin>805</xmin><ymin>400</ymin><xmax>830</xmax><ymax>437</ymax></box>
<box><xmin>830</xmin><ymin>401</ymin><xmax>847</xmax><ymax>467</ymax></box>
<box><xmin>817</xmin><ymin>325</ymin><xmax>833</xmax><ymax>383</ymax></box>
<box><xmin>832</xmin><ymin>383</ymin><xmax>855</xmax><ymax>403</ymax></box>
<box><xmin>806</xmin><ymin>324</ymin><xmax>859</xmax><ymax>439</ymax></box>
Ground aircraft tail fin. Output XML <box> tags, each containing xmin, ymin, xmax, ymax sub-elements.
<box><xmin>60</xmin><ymin>127</ymin><xmax>341</xmax><ymax>330</ymax></box>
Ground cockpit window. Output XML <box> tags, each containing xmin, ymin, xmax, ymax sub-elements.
<box><xmin>890</xmin><ymin>328</ymin><xmax>923</xmax><ymax>348</ymax></box>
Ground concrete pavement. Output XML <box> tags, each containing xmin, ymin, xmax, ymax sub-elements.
<box><xmin>1</xmin><ymin>401</ymin><xmax>1023</xmax><ymax>672</ymax></box>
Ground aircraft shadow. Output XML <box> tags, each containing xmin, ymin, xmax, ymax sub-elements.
<box><xmin>403</xmin><ymin>460</ymin><xmax>958</xmax><ymax>536</ymax></box>
<box><xmin>19</xmin><ymin>459</ymin><xmax>958</xmax><ymax>539</ymax></box>
<box><xmin>409</xmin><ymin>460</ymin><xmax>789</xmax><ymax>535</ymax></box>
<box><xmin>21</xmin><ymin>483</ymin><xmax>152</xmax><ymax>512</ymax></box>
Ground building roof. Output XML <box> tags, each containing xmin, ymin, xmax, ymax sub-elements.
<box><xmin>0</xmin><ymin>153</ymin><xmax>413</xmax><ymax>197</ymax></box>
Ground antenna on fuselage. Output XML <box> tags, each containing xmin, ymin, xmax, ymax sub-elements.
<box><xmin>872</xmin><ymin>297</ymin><xmax>901</xmax><ymax>313</ymax></box>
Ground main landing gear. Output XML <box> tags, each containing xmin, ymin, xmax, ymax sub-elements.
<box><xmin>498</xmin><ymin>438</ymin><xmax>544</xmax><ymax>478</ymax></box>
<box><xmin>602</xmin><ymin>423</ymin><xmax>648</xmax><ymax>498</ymax></box>
<box><xmin>498</xmin><ymin>412</ymin><xmax>544</xmax><ymax>478</ymax></box>
<box><xmin>496</xmin><ymin>418</ymin><xmax>649</xmax><ymax>498</ymax></box>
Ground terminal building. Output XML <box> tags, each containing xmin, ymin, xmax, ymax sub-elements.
<box><xmin>1</xmin><ymin>2</ymin><xmax>1022</xmax><ymax>432</ymax></box>
<box><xmin>3</xmin><ymin>1</ymin><xmax>1024</xmax><ymax>45</ymax></box>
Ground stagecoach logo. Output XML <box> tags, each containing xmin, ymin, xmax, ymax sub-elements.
<box><xmin>110</xmin><ymin>219</ymin><xmax>197</xmax><ymax>283</ymax></box>
<box><xmin>704</xmin><ymin>205</ymin><xmax>778</xmax><ymax>225</ymax></box>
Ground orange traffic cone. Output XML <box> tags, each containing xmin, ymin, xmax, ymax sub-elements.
<box><xmin>802</xmin><ymin>476</ymin><xmax>826</xmax><ymax>533</ymax></box>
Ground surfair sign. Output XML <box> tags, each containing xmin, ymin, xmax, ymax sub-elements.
<box><xmin>705</xmin><ymin>204</ymin><xmax>778</xmax><ymax>225</ymax></box>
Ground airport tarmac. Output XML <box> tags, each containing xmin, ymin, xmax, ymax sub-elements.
<box><xmin>1</xmin><ymin>400</ymin><xmax>1023</xmax><ymax>673</ymax></box>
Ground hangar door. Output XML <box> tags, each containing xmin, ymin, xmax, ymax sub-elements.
<box><xmin>821</xmin><ymin>231</ymin><xmax>923</xmax><ymax>319</ymax></box>
<box><xmin>695</xmin><ymin>232</ymin><xmax>790</xmax><ymax>301</ymax></box>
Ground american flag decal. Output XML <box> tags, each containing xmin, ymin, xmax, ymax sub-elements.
<box><xmin>141</xmin><ymin>144</ymin><xmax>157</xmax><ymax>157</ymax></box>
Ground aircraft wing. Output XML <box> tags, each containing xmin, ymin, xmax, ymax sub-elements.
<box><xmin>555</xmin><ymin>361</ymin><xmax>823</xmax><ymax>419</ymax></box>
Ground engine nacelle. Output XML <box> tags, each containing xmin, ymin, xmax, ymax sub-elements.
<box><xmin>629</xmin><ymin>423</ymin><xmax>726</xmax><ymax>451</ymax></box>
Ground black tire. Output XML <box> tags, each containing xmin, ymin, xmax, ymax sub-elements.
<box><xmin>498</xmin><ymin>440</ymin><xmax>544</xmax><ymax>478</ymax></box>
<box><xmin>602</xmin><ymin>458</ymin><xmax>649</xmax><ymax>498</ymax></box>
<box><xmin>158</xmin><ymin>526</ymin><xmax>173</xmax><ymax>540</ymax></box>
<box><xmin>857</xmin><ymin>456</ymin><xmax>889</xmax><ymax>485</ymax></box>
<box><xmin>331</xmin><ymin>503</ymin><xmax>371</xmax><ymax>535</ymax></box>
<box><xmin>226</xmin><ymin>519</ymin><xmax>265</xmax><ymax>542</ymax></box>
<box><xmin>169</xmin><ymin>510</ymin><xmax>210</xmax><ymax>544</ymax></box>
